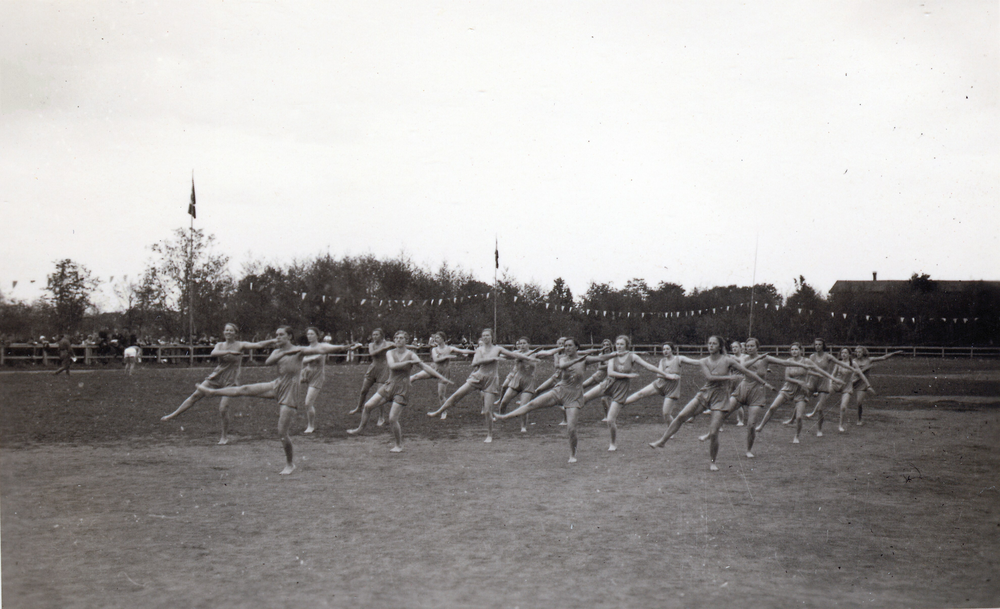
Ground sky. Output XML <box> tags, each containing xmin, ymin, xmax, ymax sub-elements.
<box><xmin>2</xmin><ymin>0</ymin><xmax>997</xmax><ymax>311</ymax></box>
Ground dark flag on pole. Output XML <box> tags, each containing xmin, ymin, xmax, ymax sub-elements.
<box><xmin>188</xmin><ymin>178</ymin><xmax>197</xmax><ymax>219</ymax></box>
<box><xmin>495</xmin><ymin>238</ymin><xmax>499</xmax><ymax>269</ymax></box>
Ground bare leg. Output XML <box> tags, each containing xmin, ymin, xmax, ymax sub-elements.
<box><xmin>566</xmin><ymin>407</ymin><xmax>580</xmax><ymax>463</ymax></box>
<box><xmin>278</xmin><ymin>405</ymin><xmax>295</xmax><ymax>475</ymax></box>
<box><xmin>736</xmin><ymin>405</ymin><xmax>746</xmax><ymax>426</ymax></box>
<box><xmin>482</xmin><ymin>393</ymin><xmax>495</xmax><ymax>442</ymax></box>
<box><xmin>496</xmin><ymin>391</ymin><xmax>560</xmax><ymax>419</ymax></box>
<box><xmin>161</xmin><ymin>389</ymin><xmax>206</xmax><ymax>420</ymax></box>
<box><xmin>702</xmin><ymin>397</ymin><xmax>737</xmax><ymax>441</ymax></box>
<box><xmin>518</xmin><ymin>391</ymin><xmax>533</xmax><ymax>432</ymax></box>
<box><xmin>348</xmin><ymin>393</ymin><xmax>387</xmax><ymax>435</ymax></box>
<box><xmin>662</xmin><ymin>397</ymin><xmax>677</xmax><ymax>424</ymax></box>
<box><xmin>496</xmin><ymin>387</ymin><xmax>518</xmax><ymax>415</ymax></box>
<box><xmin>351</xmin><ymin>376</ymin><xmax>377</xmax><ymax>414</ymax></box>
<box><xmin>856</xmin><ymin>390</ymin><xmax>866</xmax><ymax>425</ymax></box>
<box><xmin>745</xmin><ymin>405</ymin><xmax>764</xmax><ymax>457</ymax></box>
<box><xmin>838</xmin><ymin>392</ymin><xmax>850</xmax><ymax>432</ymax></box>
<box><xmin>606</xmin><ymin>401</ymin><xmax>622</xmax><ymax>451</ymax></box>
<box><xmin>708</xmin><ymin>410</ymin><xmax>725</xmax><ymax>471</ymax></box>
<box><xmin>409</xmin><ymin>369</ymin><xmax>432</xmax><ymax>383</ymax></box>
<box><xmin>303</xmin><ymin>386</ymin><xmax>320</xmax><ymax>434</ymax></box>
<box><xmin>199</xmin><ymin>381</ymin><xmax>277</xmax><ymax>399</ymax></box>
<box><xmin>218</xmin><ymin>396</ymin><xmax>233</xmax><ymax>445</ymax></box>
<box><xmin>388</xmin><ymin>401</ymin><xmax>404</xmax><ymax>451</ymax></box>
<box><xmin>428</xmin><ymin>382</ymin><xmax>474</xmax><ymax>417</ymax></box>
<box><xmin>793</xmin><ymin>399</ymin><xmax>805</xmax><ymax>443</ymax></box>
<box><xmin>756</xmin><ymin>393</ymin><xmax>788</xmax><ymax>432</ymax></box>
<box><xmin>650</xmin><ymin>397</ymin><xmax>702</xmax><ymax>448</ymax></box>
<box><xmin>815</xmin><ymin>393</ymin><xmax>828</xmax><ymax>436</ymax></box>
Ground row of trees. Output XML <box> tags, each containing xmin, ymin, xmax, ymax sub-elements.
<box><xmin>2</xmin><ymin>229</ymin><xmax>998</xmax><ymax>346</ymax></box>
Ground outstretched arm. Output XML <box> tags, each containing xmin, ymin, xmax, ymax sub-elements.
<box><xmin>584</xmin><ymin>351</ymin><xmax>618</xmax><ymax>365</ymax></box>
<box><xmin>730</xmin><ymin>359</ymin><xmax>774</xmax><ymax>389</ymax></box>
<box><xmin>676</xmin><ymin>355</ymin><xmax>704</xmax><ymax>366</ymax></box>
<box><xmin>303</xmin><ymin>342</ymin><xmax>361</xmax><ymax>356</ymax></box>
<box><xmin>238</xmin><ymin>338</ymin><xmax>279</xmax><ymax>351</ymax></box>
<box><xmin>264</xmin><ymin>347</ymin><xmax>299</xmax><ymax>366</ymax></box>
<box><xmin>496</xmin><ymin>346</ymin><xmax>539</xmax><ymax>363</ymax></box>
<box><xmin>417</xmin><ymin>358</ymin><xmax>453</xmax><ymax>384</ymax></box>
<box><xmin>631</xmin><ymin>354</ymin><xmax>671</xmax><ymax>378</ymax></box>
<box><xmin>871</xmin><ymin>350</ymin><xmax>904</xmax><ymax>362</ymax></box>
<box><xmin>533</xmin><ymin>346</ymin><xmax>564</xmax><ymax>359</ymax></box>
<box><xmin>802</xmin><ymin>360</ymin><xmax>839</xmax><ymax>382</ymax></box>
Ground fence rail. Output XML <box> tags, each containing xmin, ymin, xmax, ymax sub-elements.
<box><xmin>2</xmin><ymin>342</ymin><xmax>999</xmax><ymax>368</ymax></box>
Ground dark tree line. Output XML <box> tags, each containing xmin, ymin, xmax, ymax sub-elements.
<box><xmin>2</xmin><ymin>232</ymin><xmax>998</xmax><ymax>347</ymax></box>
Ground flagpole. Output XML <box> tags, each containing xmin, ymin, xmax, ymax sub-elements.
<box><xmin>493</xmin><ymin>235</ymin><xmax>498</xmax><ymax>339</ymax></box>
<box><xmin>748</xmin><ymin>232</ymin><xmax>759</xmax><ymax>337</ymax></box>
<box><xmin>188</xmin><ymin>172</ymin><xmax>196</xmax><ymax>354</ymax></box>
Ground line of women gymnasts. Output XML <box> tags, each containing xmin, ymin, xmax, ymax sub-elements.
<box><xmin>158</xmin><ymin>323</ymin><xmax>900</xmax><ymax>473</ymax></box>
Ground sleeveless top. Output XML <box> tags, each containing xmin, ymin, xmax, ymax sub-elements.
<box><xmin>555</xmin><ymin>357</ymin><xmax>587</xmax><ymax>388</ymax></box>
<box><xmin>701</xmin><ymin>356</ymin><xmax>732</xmax><ymax>389</ymax></box>
<box><xmin>204</xmin><ymin>342</ymin><xmax>243</xmax><ymax>386</ymax></box>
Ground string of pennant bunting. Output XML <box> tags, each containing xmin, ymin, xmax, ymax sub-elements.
<box><xmin>240</xmin><ymin>283</ymin><xmax>988</xmax><ymax>324</ymax></box>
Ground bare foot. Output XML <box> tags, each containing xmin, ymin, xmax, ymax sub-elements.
<box><xmin>838</xmin><ymin>426</ymin><xmax>845</xmax><ymax>433</ymax></box>
<box><xmin>558</xmin><ymin>420</ymin><xmax>568</xmax><ymax>426</ymax></box>
<box><xmin>781</xmin><ymin>418</ymin><xmax>794</xmax><ymax>425</ymax></box>
<box><xmin>698</xmin><ymin>433</ymin><xmax>709</xmax><ymax>442</ymax></box>
<box><xmin>218</xmin><ymin>437</ymin><xmax>230</xmax><ymax>445</ymax></box>
<box><xmin>754</xmin><ymin>425</ymin><xmax>763</xmax><ymax>433</ymax></box>
<box><xmin>160</xmin><ymin>414</ymin><xmax>174</xmax><ymax>421</ymax></box>
<box><xmin>816</xmin><ymin>431</ymin><xmax>823</xmax><ymax>437</ymax></box>
<box><xmin>856</xmin><ymin>420</ymin><xmax>864</xmax><ymax>426</ymax></box>
<box><xmin>389</xmin><ymin>446</ymin><xmax>403</xmax><ymax>453</ymax></box>
<box><xmin>484</xmin><ymin>436</ymin><xmax>492</xmax><ymax>443</ymax></box>
<box><xmin>347</xmin><ymin>407</ymin><xmax>360</xmax><ymax>415</ymax></box>
<box><xmin>520</xmin><ymin>427</ymin><xmax>527</xmax><ymax>433</ymax></box>
<box><xmin>346</xmin><ymin>427</ymin><xmax>361</xmax><ymax>435</ymax></box>
<box><xmin>804</xmin><ymin>411</ymin><xmax>817</xmax><ymax>419</ymax></box>
<box><xmin>280</xmin><ymin>463</ymin><xmax>295</xmax><ymax>475</ymax></box>
<box><xmin>608</xmin><ymin>445</ymin><xmax>617</xmax><ymax>452</ymax></box>
<box><xmin>426</xmin><ymin>410</ymin><xmax>440</xmax><ymax>418</ymax></box>
<box><xmin>736</xmin><ymin>421</ymin><xmax>745</xmax><ymax>427</ymax></box>
<box><xmin>440</xmin><ymin>411</ymin><xmax>447</xmax><ymax>420</ymax></box>
<box><xmin>709</xmin><ymin>463</ymin><xmax>719</xmax><ymax>471</ymax></box>
<box><xmin>792</xmin><ymin>436</ymin><xmax>800</xmax><ymax>444</ymax></box>
<box><xmin>303</xmin><ymin>427</ymin><xmax>314</xmax><ymax>434</ymax></box>
<box><xmin>746</xmin><ymin>451</ymin><xmax>754</xmax><ymax>459</ymax></box>
<box><xmin>568</xmin><ymin>456</ymin><xmax>577</xmax><ymax>463</ymax></box>
<box><xmin>648</xmin><ymin>441</ymin><xmax>663</xmax><ymax>449</ymax></box>
<box><xmin>376</xmin><ymin>417</ymin><xmax>385</xmax><ymax>427</ymax></box>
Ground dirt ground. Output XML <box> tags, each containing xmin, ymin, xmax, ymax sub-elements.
<box><xmin>2</xmin><ymin>358</ymin><xmax>999</xmax><ymax>608</ymax></box>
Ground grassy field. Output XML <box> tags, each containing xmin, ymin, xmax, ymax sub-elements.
<box><xmin>2</xmin><ymin>357</ymin><xmax>999</xmax><ymax>608</ymax></box>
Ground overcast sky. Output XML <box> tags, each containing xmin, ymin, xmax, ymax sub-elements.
<box><xmin>2</xmin><ymin>1</ymin><xmax>997</xmax><ymax>310</ymax></box>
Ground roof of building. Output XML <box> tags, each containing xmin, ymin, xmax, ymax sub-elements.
<box><xmin>830</xmin><ymin>280</ymin><xmax>1000</xmax><ymax>294</ymax></box>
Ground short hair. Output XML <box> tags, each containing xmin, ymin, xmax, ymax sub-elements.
<box><xmin>745</xmin><ymin>337</ymin><xmax>759</xmax><ymax>348</ymax></box>
<box><xmin>277</xmin><ymin>325</ymin><xmax>294</xmax><ymax>340</ymax></box>
<box><xmin>305</xmin><ymin>326</ymin><xmax>321</xmax><ymax>340</ymax></box>
<box><xmin>517</xmin><ymin>336</ymin><xmax>531</xmax><ymax>344</ymax></box>
<box><xmin>814</xmin><ymin>337</ymin><xmax>827</xmax><ymax>351</ymax></box>
<box><xmin>615</xmin><ymin>335</ymin><xmax>631</xmax><ymax>349</ymax></box>
<box><xmin>564</xmin><ymin>337</ymin><xmax>580</xmax><ymax>348</ymax></box>
<box><xmin>394</xmin><ymin>330</ymin><xmax>410</xmax><ymax>342</ymax></box>
<box><xmin>224</xmin><ymin>323</ymin><xmax>239</xmax><ymax>334</ymax></box>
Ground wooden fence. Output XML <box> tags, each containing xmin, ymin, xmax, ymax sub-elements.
<box><xmin>2</xmin><ymin>342</ymin><xmax>998</xmax><ymax>368</ymax></box>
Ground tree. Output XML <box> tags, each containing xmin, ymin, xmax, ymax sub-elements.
<box><xmin>141</xmin><ymin>228</ymin><xmax>233</xmax><ymax>340</ymax></box>
<box><xmin>45</xmin><ymin>259</ymin><xmax>98</xmax><ymax>333</ymax></box>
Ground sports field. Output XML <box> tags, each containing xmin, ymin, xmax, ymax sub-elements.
<box><xmin>2</xmin><ymin>357</ymin><xmax>999</xmax><ymax>608</ymax></box>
